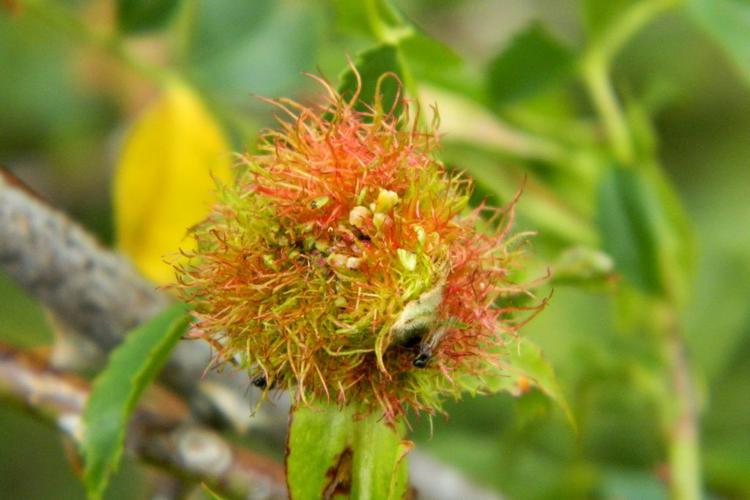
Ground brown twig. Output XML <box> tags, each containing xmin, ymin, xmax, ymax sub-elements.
<box><xmin>0</xmin><ymin>342</ymin><xmax>287</xmax><ymax>500</ymax></box>
<box><xmin>0</xmin><ymin>167</ymin><xmax>167</xmax><ymax>350</ymax></box>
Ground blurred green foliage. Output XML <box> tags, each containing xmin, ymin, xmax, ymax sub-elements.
<box><xmin>1</xmin><ymin>0</ymin><xmax>749</xmax><ymax>498</ymax></box>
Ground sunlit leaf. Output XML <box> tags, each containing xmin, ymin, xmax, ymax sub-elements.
<box><xmin>502</xmin><ymin>337</ymin><xmax>575</xmax><ymax>428</ymax></box>
<box><xmin>470</xmin><ymin>337</ymin><xmax>574</xmax><ymax>427</ymax></box>
<box><xmin>116</xmin><ymin>0</ymin><xmax>180</xmax><ymax>34</ymax></box>
<box><xmin>82</xmin><ymin>303</ymin><xmax>191</xmax><ymax>500</ymax></box>
<box><xmin>486</xmin><ymin>23</ymin><xmax>575</xmax><ymax>107</ymax></box>
<box><xmin>114</xmin><ymin>82</ymin><xmax>232</xmax><ymax>284</ymax></box>
<box><xmin>687</xmin><ymin>0</ymin><xmax>750</xmax><ymax>84</ymax></box>
<box><xmin>286</xmin><ymin>404</ymin><xmax>409</xmax><ymax>500</ymax></box>
<box><xmin>596</xmin><ymin>164</ymin><xmax>694</xmax><ymax>306</ymax></box>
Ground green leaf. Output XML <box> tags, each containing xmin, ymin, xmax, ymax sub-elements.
<box><xmin>687</xmin><ymin>0</ymin><xmax>750</xmax><ymax>84</ymax></box>
<box><xmin>581</xmin><ymin>0</ymin><xmax>639</xmax><ymax>39</ymax></box>
<box><xmin>500</xmin><ymin>338</ymin><xmax>575</xmax><ymax>428</ymax></box>
<box><xmin>338</xmin><ymin>43</ymin><xmax>405</xmax><ymax>114</ymax></box>
<box><xmin>399</xmin><ymin>32</ymin><xmax>481</xmax><ymax>98</ymax></box>
<box><xmin>466</xmin><ymin>337</ymin><xmax>574</xmax><ymax>427</ymax></box>
<box><xmin>333</xmin><ymin>0</ymin><xmax>480</xmax><ymax>99</ymax></box>
<box><xmin>486</xmin><ymin>23</ymin><xmax>575</xmax><ymax>107</ymax></box>
<box><xmin>82</xmin><ymin>303</ymin><xmax>191</xmax><ymax>500</ymax></box>
<box><xmin>331</xmin><ymin>0</ymin><xmax>409</xmax><ymax>42</ymax></box>
<box><xmin>116</xmin><ymin>0</ymin><xmax>180</xmax><ymax>34</ymax></box>
<box><xmin>286</xmin><ymin>404</ymin><xmax>409</xmax><ymax>500</ymax></box>
<box><xmin>596</xmin><ymin>164</ymin><xmax>694</xmax><ymax>306</ymax></box>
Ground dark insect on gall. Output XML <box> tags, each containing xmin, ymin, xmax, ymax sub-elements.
<box><xmin>413</xmin><ymin>351</ymin><xmax>431</xmax><ymax>368</ymax></box>
<box><xmin>251</xmin><ymin>374</ymin><xmax>268</xmax><ymax>389</ymax></box>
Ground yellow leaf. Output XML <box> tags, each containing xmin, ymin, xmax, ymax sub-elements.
<box><xmin>114</xmin><ymin>83</ymin><xmax>232</xmax><ymax>284</ymax></box>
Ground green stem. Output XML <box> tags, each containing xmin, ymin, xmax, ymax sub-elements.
<box><xmin>594</xmin><ymin>0</ymin><xmax>683</xmax><ymax>63</ymax></box>
<box><xmin>668</xmin><ymin>339</ymin><xmax>702</xmax><ymax>500</ymax></box>
<box><xmin>581</xmin><ymin>56</ymin><xmax>633</xmax><ymax>163</ymax></box>
<box><xmin>581</xmin><ymin>4</ymin><xmax>701</xmax><ymax>492</ymax></box>
<box><xmin>580</xmin><ymin>0</ymin><xmax>683</xmax><ymax>164</ymax></box>
<box><xmin>660</xmin><ymin>305</ymin><xmax>702</xmax><ymax>500</ymax></box>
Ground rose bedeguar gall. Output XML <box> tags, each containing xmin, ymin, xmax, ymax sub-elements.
<box><xmin>173</xmin><ymin>72</ymin><xmax>540</xmax><ymax>423</ymax></box>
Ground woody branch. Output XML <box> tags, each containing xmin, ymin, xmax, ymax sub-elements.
<box><xmin>0</xmin><ymin>342</ymin><xmax>288</xmax><ymax>499</ymax></box>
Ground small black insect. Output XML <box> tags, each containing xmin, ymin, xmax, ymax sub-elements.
<box><xmin>251</xmin><ymin>374</ymin><xmax>268</xmax><ymax>389</ymax></box>
<box><xmin>411</xmin><ymin>326</ymin><xmax>447</xmax><ymax>368</ymax></box>
<box><xmin>354</xmin><ymin>229</ymin><xmax>371</xmax><ymax>241</ymax></box>
<box><xmin>412</xmin><ymin>350</ymin><xmax>431</xmax><ymax>368</ymax></box>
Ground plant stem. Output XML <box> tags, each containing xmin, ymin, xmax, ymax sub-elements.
<box><xmin>668</xmin><ymin>338</ymin><xmax>702</xmax><ymax>500</ymax></box>
<box><xmin>580</xmin><ymin>0</ymin><xmax>683</xmax><ymax>164</ymax></box>
<box><xmin>581</xmin><ymin>56</ymin><xmax>633</xmax><ymax>164</ymax></box>
<box><xmin>580</xmin><ymin>3</ymin><xmax>701</xmax><ymax>493</ymax></box>
<box><xmin>594</xmin><ymin>0</ymin><xmax>683</xmax><ymax>63</ymax></box>
<box><xmin>0</xmin><ymin>342</ymin><xmax>289</xmax><ymax>499</ymax></box>
<box><xmin>660</xmin><ymin>305</ymin><xmax>702</xmax><ymax>500</ymax></box>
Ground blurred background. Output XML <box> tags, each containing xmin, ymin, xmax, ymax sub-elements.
<box><xmin>1</xmin><ymin>0</ymin><xmax>749</xmax><ymax>498</ymax></box>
